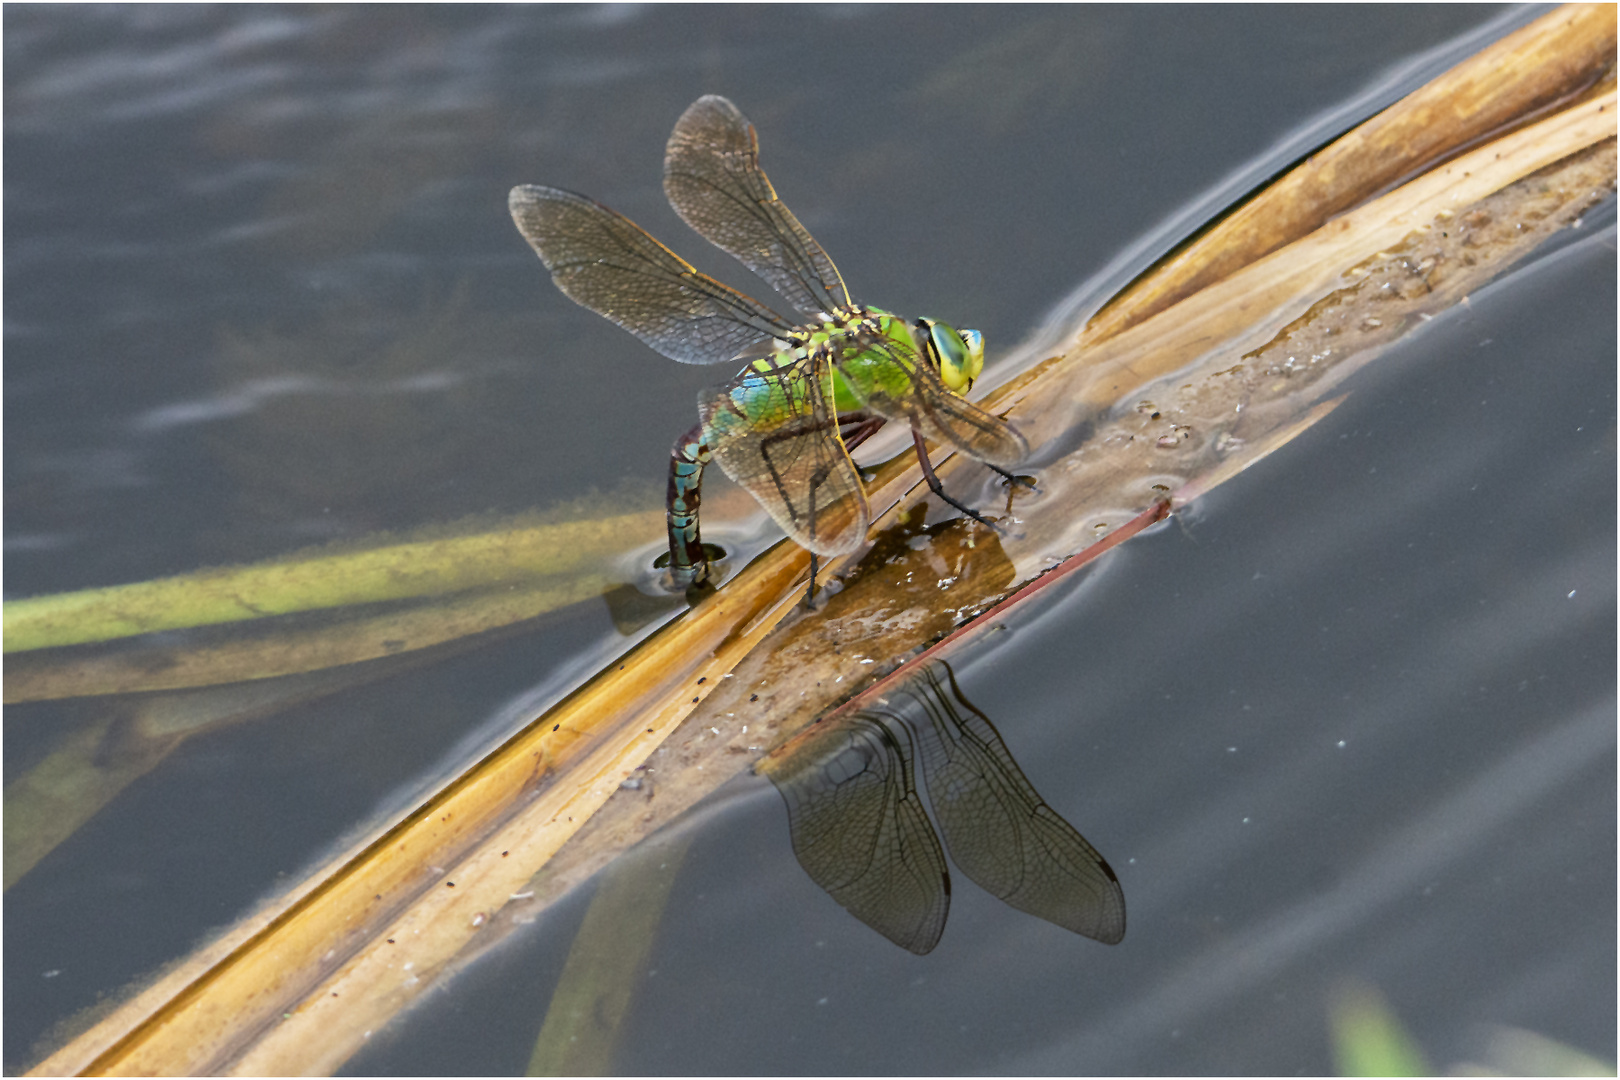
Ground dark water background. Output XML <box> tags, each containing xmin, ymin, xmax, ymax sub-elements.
<box><xmin>5</xmin><ymin>5</ymin><xmax>1613</xmax><ymax>1074</ymax></box>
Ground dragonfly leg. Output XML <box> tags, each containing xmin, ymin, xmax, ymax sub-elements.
<box><xmin>799</xmin><ymin>413</ymin><xmax>883</xmax><ymax>609</ymax></box>
<box><xmin>837</xmin><ymin>411</ymin><xmax>887</xmax><ymax>454</ymax></box>
<box><xmin>803</xmin><ymin>553</ymin><xmax>819</xmax><ymax>609</ymax></box>
<box><xmin>988</xmin><ymin>463</ymin><xmax>1037</xmax><ymax>490</ymax></box>
<box><xmin>664</xmin><ymin>423</ymin><xmax>719</xmax><ymax>591</ymax></box>
<box><xmin>911</xmin><ymin>429</ymin><xmax>1000</xmax><ymax>530</ymax></box>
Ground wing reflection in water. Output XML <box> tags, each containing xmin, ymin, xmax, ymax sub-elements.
<box><xmin>761</xmin><ymin>661</ymin><xmax>1125</xmax><ymax>954</ymax></box>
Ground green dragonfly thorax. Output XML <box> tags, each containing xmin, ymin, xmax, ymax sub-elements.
<box><xmin>728</xmin><ymin>309</ymin><xmax>985</xmax><ymax>420</ymax></box>
<box><xmin>706</xmin><ymin>307</ymin><xmax>908</xmax><ymax>458</ymax></box>
<box><xmin>696</xmin><ymin>304</ymin><xmax>1020</xmax><ymax>564</ymax></box>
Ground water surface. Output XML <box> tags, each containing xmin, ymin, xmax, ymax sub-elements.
<box><xmin>5</xmin><ymin>5</ymin><xmax>1611</xmax><ymax>1074</ymax></box>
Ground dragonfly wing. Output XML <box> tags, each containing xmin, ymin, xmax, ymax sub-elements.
<box><xmin>910</xmin><ymin>663</ymin><xmax>1126</xmax><ymax>945</ymax></box>
<box><xmin>701</xmin><ymin>355</ymin><xmax>869</xmax><ymax>556</ymax></box>
<box><xmin>766</xmin><ymin>715</ymin><xmax>950</xmax><ymax>955</ymax></box>
<box><xmin>664</xmin><ymin>95</ymin><xmax>851</xmax><ymax>321</ymax></box>
<box><xmin>843</xmin><ymin>331</ymin><xmax>1029</xmax><ymax>468</ymax></box>
<box><xmin>509</xmin><ymin>184</ymin><xmax>793</xmax><ymax>365</ymax></box>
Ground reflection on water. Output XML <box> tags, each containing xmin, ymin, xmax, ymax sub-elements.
<box><xmin>764</xmin><ymin>660</ymin><xmax>1124</xmax><ymax>954</ymax></box>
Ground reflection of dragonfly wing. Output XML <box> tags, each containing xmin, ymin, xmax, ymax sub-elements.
<box><xmin>849</xmin><ymin>328</ymin><xmax>1030</xmax><ymax>469</ymax></box>
<box><xmin>664</xmin><ymin>95</ymin><xmax>850</xmax><ymax>320</ymax></box>
<box><xmin>701</xmin><ymin>354</ymin><xmax>869</xmax><ymax>556</ymax></box>
<box><xmin>910</xmin><ymin>663</ymin><xmax>1126</xmax><ymax>944</ymax></box>
<box><xmin>768</xmin><ymin>716</ymin><xmax>950</xmax><ymax>955</ymax></box>
<box><xmin>508</xmin><ymin>185</ymin><xmax>794</xmax><ymax>365</ymax></box>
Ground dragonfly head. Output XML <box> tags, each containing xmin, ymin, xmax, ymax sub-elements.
<box><xmin>919</xmin><ymin>319</ymin><xmax>986</xmax><ymax>394</ymax></box>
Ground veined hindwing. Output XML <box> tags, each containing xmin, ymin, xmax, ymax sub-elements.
<box><xmin>768</xmin><ymin>696</ymin><xmax>949</xmax><ymax>955</ymax></box>
<box><xmin>664</xmin><ymin>94</ymin><xmax>850</xmax><ymax>320</ymax></box>
<box><xmin>508</xmin><ymin>185</ymin><xmax>795</xmax><ymax>366</ymax></box>
<box><xmin>700</xmin><ymin>341</ymin><xmax>869</xmax><ymax>557</ymax></box>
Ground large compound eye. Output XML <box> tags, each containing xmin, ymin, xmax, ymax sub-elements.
<box><xmin>957</xmin><ymin>328</ymin><xmax>985</xmax><ymax>382</ymax></box>
<box><xmin>923</xmin><ymin>320</ymin><xmax>984</xmax><ymax>392</ymax></box>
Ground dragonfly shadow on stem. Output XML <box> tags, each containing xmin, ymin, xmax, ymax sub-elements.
<box><xmin>761</xmin><ymin>659</ymin><xmax>1124</xmax><ymax>954</ymax></box>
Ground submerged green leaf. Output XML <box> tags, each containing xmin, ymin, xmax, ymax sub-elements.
<box><xmin>526</xmin><ymin>833</ymin><xmax>693</xmax><ymax>1076</ymax></box>
<box><xmin>3</xmin><ymin>509</ymin><xmax>662</xmax><ymax>654</ymax></box>
<box><xmin>1329</xmin><ymin>984</ymin><xmax>1432</xmax><ymax>1077</ymax></box>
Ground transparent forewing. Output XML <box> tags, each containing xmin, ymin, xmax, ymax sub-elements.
<box><xmin>766</xmin><ymin>715</ymin><xmax>950</xmax><ymax>955</ymax></box>
<box><xmin>664</xmin><ymin>95</ymin><xmax>850</xmax><ymax>320</ymax></box>
<box><xmin>700</xmin><ymin>355</ymin><xmax>869</xmax><ymax>556</ymax></box>
<box><xmin>508</xmin><ymin>184</ymin><xmax>793</xmax><ymax>365</ymax></box>
<box><xmin>843</xmin><ymin>328</ymin><xmax>1029</xmax><ymax>468</ymax></box>
<box><xmin>909</xmin><ymin>663</ymin><xmax>1125</xmax><ymax>944</ymax></box>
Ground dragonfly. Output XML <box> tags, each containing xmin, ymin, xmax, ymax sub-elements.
<box><xmin>761</xmin><ymin>660</ymin><xmax>1125</xmax><ymax>954</ymax></box>
<box><xmin>509</xmin><ymin>95</ymin><xmax>1028</xmax><ymax>600</ymax></box>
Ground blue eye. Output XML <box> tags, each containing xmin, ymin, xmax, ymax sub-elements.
<box><xmin>959</xmin><ymin>328</ymin><xmax>983</xmax><ymax>361</ymax></box>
